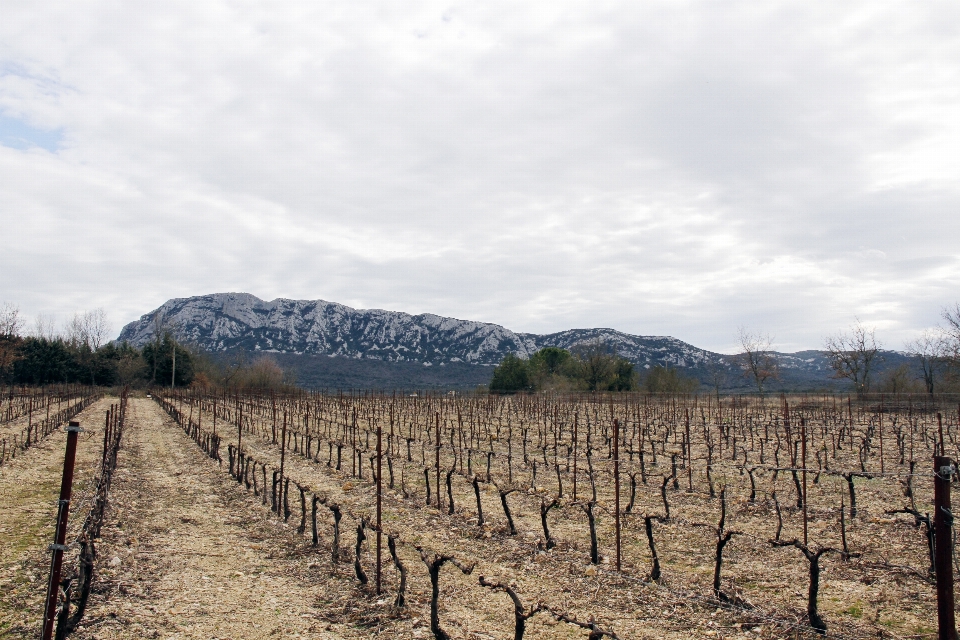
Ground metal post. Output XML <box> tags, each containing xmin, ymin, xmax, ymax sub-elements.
<box><xmin>435</xmin><ymin>412</ymin><xmax>441</xmax><ymax>510</ymax></box>
<box><xmin>934</xmin><ymin>455</ymin><xmax>957</xmax><ymax>640</ymax></box>
<box><xmin>42</xmin><ymin>420</ymin><xmax>82</xmax><ymax>640</ymax></box>
<box><xmin>278</xmin><ymin>411</ymin><xmax>287</xmax><ymax>515</ymax></box>
<box><xmin>613</xmin><ymin>418</ymin><xmax>621</xmax><ymax>571</ymax></box>
<box><xmin>101</xmin><ymin>410</ymin><xmax>110</xmax><ymax>471</ymax></box>
<box><xmin>572</xmin><ymin>413</ymin><xmax>578</xmax><ymax>501</ymax></box>
<box><xmin>685</xmin><ymin>409</ymin><xmax>692</xmax><ymax>492</ymax></box>
<box><xmin>802</xmin><ymin>417</ymin><xmax>808</xmax><ymax>547</ymax></box>
<box><xmin>376</xmin><ymin>419</ymin><xmax>382</xmax><ymax>594</ymax></box>
<box><xmin>939</xmin><ymin>413</ymin><xmax>946</xmax><ymax>457</ymax></box>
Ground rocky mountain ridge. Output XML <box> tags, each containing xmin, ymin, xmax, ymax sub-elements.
<box><xmin>117</xmin><ymin>293</ymin><xmax>847</xmax><ymax>379</ymax></box>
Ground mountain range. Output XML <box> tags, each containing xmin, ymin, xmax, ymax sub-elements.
<box><xmin>117</xmin><ymin>292</ymin><xmax>906</xmax><ymax>390</ymax></box>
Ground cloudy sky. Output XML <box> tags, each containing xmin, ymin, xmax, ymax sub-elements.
<box><xmin>2</xmin><ymin>2</ymin><xmax>958</xmax><ymax>353</ymax></box>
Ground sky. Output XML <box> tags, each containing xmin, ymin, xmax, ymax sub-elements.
<box><xmin>1</xmin><ymin>2</ymin><xmax>958</xmax><ymax>354</ymax></box>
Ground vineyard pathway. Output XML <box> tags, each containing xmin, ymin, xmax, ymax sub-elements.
<box><xmin>0</xmin><ymin>398</ymin><xmax>111</xmax><ymax>637</ymax></box>
<box><xmin>73</xmin><ymin>397</ymin><xmax>344</xmax><ymax>640</ymax></box>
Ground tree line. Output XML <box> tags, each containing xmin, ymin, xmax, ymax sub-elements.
<box><xmin>0</xmin><ymin>304</ymin><xmax>292</xmax><ymax>390</ymax></box>
<box><xmin>489</xmin><ymin>343</ymin><xmax>699</xmax><ymax>393</ymax></box>
<box><xmin>739</xmin><ymin>305</ymin><xmax>960</xmax><ymax>398</ymax></box>
<box><xmin>491</xmin><ymin>303</ymin><xmax>960</xmax><ymax>397</ymax></box>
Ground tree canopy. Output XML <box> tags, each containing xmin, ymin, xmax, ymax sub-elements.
<box><xmin>490</xmin><ymin>345</ymin><xmax>639</xmax><ymax>393</ymax></box>
<box><xmin>489</xmin><ymin>354</ymin><xmax>532</xmax><ymax>393</ymax></box>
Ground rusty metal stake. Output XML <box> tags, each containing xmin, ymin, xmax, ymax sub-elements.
<box><xmin>572</xmin><ymin>413</ymin><xmax>578</xmax><ymax>501</ymax></box>
<box><xmin>435</xmin><ymin>412</ymin><xmax>441</xmax><ymax>510</ymax></box>
<box><xmin>376</xmin><ymin>419</ymin><xmax>383</xmax><ymax>595</ymax></box>
<box><xmin>614</xmin><ymin>418</ymin><xmax>621</xmax><ymax>572</ymax></box>
<box><xmin>42</xmin><ymin>420</ymin><xmax>82</xmax><ymax>640</ymax></box>
<box><xmin>278</xmin><ymin>412</ymin><xmax>287</xmax><ymax>515</ymax></box>
<box><xmin>237</xmin><ymin>396</ymin><xmax>243</xmax><ymax>455</ymax></box>
<box><xmin>802</xmin><ymin>416</ymin><xmax>808</xmax><ymax>547</ymax></box>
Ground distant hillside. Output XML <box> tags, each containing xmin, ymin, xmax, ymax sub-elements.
<box><xmin>118</xmin><ymin>293</ymin><xmax>910</xmax><ymax>390</ymax></box>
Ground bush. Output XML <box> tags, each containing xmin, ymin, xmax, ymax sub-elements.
<box><xmin>491</xmin><ymin>345</ymin><xmax>638</xmax><ymax>393</ymax></box>
<box><xmin>643</xmin><ymin>365</ymin><xmax>699</xmax><ymax>394</ymax></box>
<box><xmin>875</xmin><ymin>363</ymin><xmax>923</xmax><ymax>395</ymax></box>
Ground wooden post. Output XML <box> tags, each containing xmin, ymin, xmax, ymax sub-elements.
<box><xmin>934</xmin><ymin>455</ymin><xmax>957</xmax><ymax>640</ymax></box>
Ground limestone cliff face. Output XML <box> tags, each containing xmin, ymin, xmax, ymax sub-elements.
<box><xmin>119</xmin><ymin>293</ymin><xmax>723</xmax><ymax>366</ymax></box>
<box><xmin>118</xmin><ymin>292</ymin><xmax>840</xmax><ymax>375</ymax></box>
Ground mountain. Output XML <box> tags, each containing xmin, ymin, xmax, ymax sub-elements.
<box><xmin>116</xmin><ymin>293</ymin><xmax>907</xmax><ymax>390</ymax></box>
<box><xmin>119</xmin><ymin>292</ymin><xmax>538</xmax><ymax>364</ymax></box>
<box><xmin>117</xmin><ymin>293</ymin><xmax>736</xmax><ymax>368</ymax></box>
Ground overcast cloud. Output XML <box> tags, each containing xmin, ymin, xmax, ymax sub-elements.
<box><xmin>1</xmin><ymin>1</ymin><xmax>958</xmax><ymax>353</ymax></box>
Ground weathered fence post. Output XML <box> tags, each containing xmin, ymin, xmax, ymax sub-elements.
<box><xmin>42</xmin><ymin>420</ymin><xmax>82</xmax><ymax>640</ymax></box>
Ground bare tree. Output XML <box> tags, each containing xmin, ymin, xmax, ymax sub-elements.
<box><xmin>32</xmin><ymin>313</ymin><xmax>60</xmax><ymax>340</ymax></box>
<box><xmin>115</xmin><ymin>351</ymin><xmax>145</xmax><ymax>386</ymax></box>
<box><xmin>66</xmin><ymin>314</ymin><xmax>87</xmax><ymax>348</ymax></box>
<box><xmin>824</xmin><ymin>320</ymin><xmax>880</xmax><ymax>399</ymax></box>
<box><xmin>905</xmin><ymin>329</ymin><xmax>945</xmax><ymax>396</ymax></box>
<box><xmin>66</xmin><ymin>309</ymin><xmax>109</xmax><ymax>350</ymax></box>
<box><xmin>705</xmin><ymin>359</ymin><xmax>728</xmax><ymax>400</ymax></box>
<box><xmin>67</xmin><ymin>309</ymin><xmax>112</xmax><ymax>384</ymax></box>
<box><xmin>84</xmin><ymin>309</ymin><xmax>111</xmax><ymax>351</ymax></box>
<box><xmin>0</xmin><ymin>303</ymin><xmax>22</xmax><ymax>337</ymax></box>
<box><xmin>0</xmin><ymin>303</ymin><xmax>22</xmax><ymax>385</ymax></box>
<box><xmin>941</xmin><ymin>303</ymin><xmax>960</xmax><ymax>371</ymax></box>
<box><xmin>735</xmin><ymin>328</ymin><xmax>779</xmax><ymax>396</ymax></box>
<box><xmin>943</xmin><ymin>302</ymin><xmax>960</xmax><ymax>339</ymax></box>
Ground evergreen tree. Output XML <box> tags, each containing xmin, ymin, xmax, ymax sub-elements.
<box><xmin>489</xmin><ymin>354</ymin><xmax>531</xmax><ymax>393</ymax></box>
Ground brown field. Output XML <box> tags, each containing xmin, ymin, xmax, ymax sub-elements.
<box><xmin>1</xmin><ymin>389</ymin><xmax>949</xmax><ymax>639</ymax></box>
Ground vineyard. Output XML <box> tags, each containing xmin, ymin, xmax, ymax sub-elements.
<box><xmin>0</xmin><ymin>386</ymin><xmax>101</xmax><ymax>468</ymax></box>
<box><xmin>0</xmin><ymin>387</ymin><xmax>950</xmax><ymax>639</ymax></box>
<box><xmin>149</xmin><ymin>389</ymin><xmax>946</xmax><ymax>639</ymax></box>
<box><xmin>0</xmin><ymin>387</ymin><xmax>118</xmax><ymax>638</ymax></box>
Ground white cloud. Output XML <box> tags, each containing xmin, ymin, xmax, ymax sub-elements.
<box><xmin>1</xmin><ymin>1</ymin><xmax>958</xmax><ymax>352</ymax></box>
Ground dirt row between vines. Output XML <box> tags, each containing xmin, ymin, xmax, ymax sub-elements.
<box><xmin>68</xmin><ymin>397</ymin><xmax>346</xmax><ymax>639</ymax></box>
<box><xmin>0</xmin><ymin>398</ymin><xmax>113</xmax><ymax>638</ymax></box>
<box><xmin>77</xmin><ymin>397</ymin><xmax>634</xmax><ymax>640</ymax></box>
